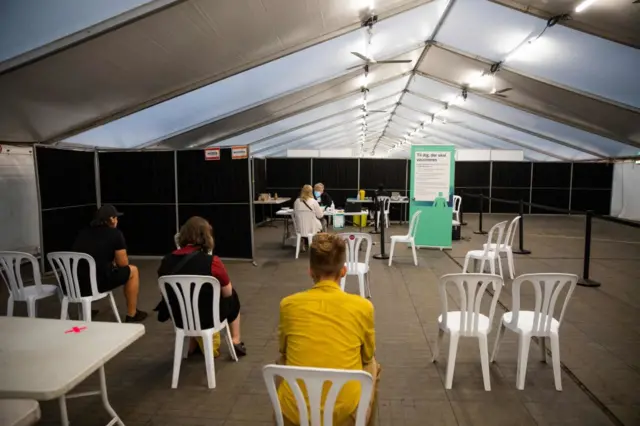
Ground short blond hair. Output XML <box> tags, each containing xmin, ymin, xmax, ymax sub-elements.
<box><xmin>309</xmin><ymin>233</ymin><xmax>346</xmax><ymax>281</ymax></box>
<box><xmin>300</xmin><ymin>184</ymin><xmax>314</xmax><ymax>200</ymax></box>
<box><xmin>314</xmin><ymin>183</ymin><xmax>324</xmax><ymax>191</ymax></box>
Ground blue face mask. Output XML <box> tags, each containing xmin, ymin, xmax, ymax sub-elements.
<box><xmin>314</xmin><ymin>191</ymin><xmax>321</xmax><ymax>198</ymax></box>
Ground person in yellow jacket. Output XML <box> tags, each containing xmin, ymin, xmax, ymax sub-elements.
<box><xmin>277</xmin><ymin>233</ymin><xmax>380</xmax><ymax>425</ymax></box>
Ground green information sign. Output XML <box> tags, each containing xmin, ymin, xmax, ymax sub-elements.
<box><xmin>409</xmin><ymin>145</ymin><xmax>456</xmax><ymax>249</ymax></box>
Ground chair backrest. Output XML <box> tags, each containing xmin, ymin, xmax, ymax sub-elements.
<box><xmin>263</xmin><ymin>364</ymin><xmax>373</xmax><ymax>426</ymax></box>
<box><xmin>438</xmin><ymin>273</ymin><xmax>504</xmax><ymax>336</ymax></box>
<box><xmin>452</xmin><ymin>195</ymin><xmax>462</xmax><ymax>221</ymax></box>
<box><xmin>481</xmin><ymin>220</ymin><xmax>508</xmax><ymax>256</ymax></box>
<box><xmin>502</xmin><ymin>216</ymin><xmax>521</xmax><ymax>249</ymax></box>
<box><xmin>407</xmin><ymin>210</ymin><xmax>422</xmax><ymax>238</ymax></box>
<box><xmin>377</xmin><ymin>196</ymin><xmax>391</xmax><ymax>213</ymax></box>
<box><xmin>338</xmin><ymin>233</ymin><xmax>372</xmax><ymax>270</ymax></box>
<box><xmin>509</xmin><ymin>273</ymin><xmax>578</xmax><ymax>334</ymax></box>
<box><xmin>0</xmin><ymin>251</ymin><xmax>43</xmax><ymax>299</ymax></box>
<box><xmin>158</xmin><ymin>275</ymin><xmax>224</xmax><ymax>331</ymax></box>
<box><xmin>47</xmin><ymin>252</ymin><xmax>99</xmax><ymax>300</ymax></box>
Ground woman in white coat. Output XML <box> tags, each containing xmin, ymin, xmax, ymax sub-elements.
<box><xmin>293</xmin><ymin>184</ymin><xmax>324</xmax><ymax>251</ymax></box>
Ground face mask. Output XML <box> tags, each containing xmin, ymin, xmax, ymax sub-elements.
<box><xmin>314</xmin><ymin>191</ymin><xmax>321</xmax><ymax>197</ymax></box>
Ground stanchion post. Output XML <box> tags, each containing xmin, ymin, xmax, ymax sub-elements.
<box><xmin>578</xmin><ymin>210</ymin><xmax>601</xmax><ymax>287</ymax></box>
<box><xmin>473</xmin><ymin>195</ymin><xmax>487</xmax><ymax>235</ymax></box>
<box><xmin>513</xmin><ymin>199</ymin><xmax>531</xmax><ymax>255</ymax></box>
<box><xmin>373</xmin><ymin>196</ymin><xmax>389</xmax><ymax>260</ymax></box>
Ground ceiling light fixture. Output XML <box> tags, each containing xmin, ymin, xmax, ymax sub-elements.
<box><xmin>575</xmin><ymin>0</ymin><xmax>599</xmax><ymax>13</ymax></box>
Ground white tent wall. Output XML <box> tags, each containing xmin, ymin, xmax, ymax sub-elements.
<box><xmin>0</xmin><ymin>145</ymin><xmax>40</xmax><ymax>253</ymax></box>
<box><xmin>610</xmin><ymin>162</ymin><xmax>640</xmax><ymax>221</ymax></box>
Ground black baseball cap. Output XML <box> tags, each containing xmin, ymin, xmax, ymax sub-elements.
<box><xmin>96</xmin><ymin>204</ymin><xmax>123</xmax><ymax>221</ymax></box>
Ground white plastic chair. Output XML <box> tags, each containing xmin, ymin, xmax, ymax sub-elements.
<box><xmin>491</xmin><ymin>273</ymin><xmax>578</xmax><ymax>391</ymax></box>
<box><xmin>338</xmin><ymin>233</ymin><xmax>372</xmax><ymax>298</ymax></box>
<box><xmin>483</xmin><ymin>216</ymin><xmax>521</xmax><ymax>279</ymax></box>
<box><xmin>293</xmin><ymin>210</ymin><xmax>318</xmax><ymax>259</ymax></box>
<box><xmin>375</xmin><ymin>196</ymin><xmax>391</xmax><ymax>229</ymax></box>
<box><xmin>263</xmin><ymin>364</ymin><xmax>373</xmax><ymax>426</ymax></box>
<box><xmin>462</xmin><ymin>221</ymin><xmax>508</xmax><ymax>278</ymax></box>
<box><xmin>0</xmin><ymin>399</ymin><xmax>41</xmax><ymax>426</ymax></box>
<box><xmin>388</xmin><ymin>210</ymin><xmax>422</xmax><ymax>266</ymax></box>
<box><xmin>452</xmin><ymin>195</ymin><xmax>462</xmax><ymax>226</ymax></box>
<box><xmin>47</xmin><ymin>252</ymin><xmax>121</xmax><ymax>322</ymax></box>
<box><xmin>158</xmin><ymin>275</ymin><xmax>238</xmax><ymax>389</ymax></box>
<box><xmin>0</xmin><ymin>251</ymin><xmax>59</xmax><ymax>318</ymax></box>
<box><xmin>432</xmin><ymin>273</ymin><xmax>504</xmax><ymax>391</ymax></box>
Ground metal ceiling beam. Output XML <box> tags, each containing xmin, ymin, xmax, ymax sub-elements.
<box><xmin>400</xmin><ymin>102</ymin><xmax>566</xmax><ymax>160</ymax></box>
<box><xmin>407</xmin><ymin>83</ymin><xmax>608</xmax><ymax>159</ymax></box>
<box><xmin>372</xmin><ymin>0</ymin><xmax>458</xmax><ymax>154</ymax></box>
<box><xmin>262</xmin><ymin>132</ymin><xmax>382</xmax><ymax>156</ymax></box>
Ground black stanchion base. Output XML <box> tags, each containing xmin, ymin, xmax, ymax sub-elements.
<box><xmin>473</xmin><ymin>231</ymin><xmax>487</xmax><ymax>235</ymax></box>
<box><xmin>513</xmin><ymin>249</ymin><xmax>532</xmax><ymax>255</ymax></box>
<box><xmin>373</xmin><ymin>253</ymin><xmax>390</xmax><ymax>260</ymax></box>
<box><xmin>461</xmin><ymin>222</ymin><xmax>468</xmax><ymax>226</ymax></box>
<box><xmin>578</xmin><ymin>278</ymin><xmax>601</xmax><ymax>288</ymax></box>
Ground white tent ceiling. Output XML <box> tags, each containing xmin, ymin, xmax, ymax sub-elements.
<box><xmin>0</xmin><ymin>0</ymin><xmax>638</xmax><ymax>160</ymax></box>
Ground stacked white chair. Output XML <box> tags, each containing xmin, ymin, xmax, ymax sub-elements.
<box><xmin>432</xmin><ymin>273</ymin><xmax>504</xmax><ymax>391</ymax></box>
<box><xmin>462</xmin><ymin>221</ymin><xmax>508</xmax><ymax>277</ymax></box>
<box><xmin>483</xmin><ymin>216</ymin><xmax>521</xmax><ymax>279</ymax></box>
<box><xmin>293</xmin><ymin>210</ymin><xmax>318</xmax><ymax>259</ymax></box>
<box><xmin>263</xmin><ymin>364</ymin><xmax>373</xmax><ymax>426</ymax></box>
<box><xmin>47</xmin><ymin>252</ymin><xmax>121</xmax><ymax>322</ymax></box>
<box><xmin>375</xmin><ymin>196</ymin><xmax>391</xmax><ymax>229</ymax></box>
<box><xmin>0</xmin><ymin>251</ymin><xmax>59</xmax><ymax>317</ymax></box>
<box><xmin>452</xmin><ymin>195</ymin><xmax>462</xmax><ymax>226</ymax></box>
<box><xmin>338</xmin><ymin>233</ymin><xmax>372</xmax><ymax>298</ymax></box>
<box><xmin>388</xmin><ymin>210</ymin><xmax>422</xmax><ymax>266</ymax></box>
<box><xmin>491</xmin><ymin>273</ymin><xmax>578</xmax><ymax>391</ymax></box>
<box><xmin>158</xmin><ymin>275</ymin><xmax>238</xmax><ymax>389</ymax></box>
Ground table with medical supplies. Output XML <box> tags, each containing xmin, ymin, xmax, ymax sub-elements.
<box><xmin>276</xmin><ymin>208</ymin><xmax>369</xmax><ymax>247</ymax></box>
<box><xmin>346</xmin><ymin>196</ymin><xmax>409</xmax><ymax>224</ymax></box>
<box><xmin>0</xmin><ymin>317</ymin><xmax>145</xmax><ymax>426</ymax></box>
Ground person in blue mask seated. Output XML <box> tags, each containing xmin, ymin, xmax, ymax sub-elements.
<box><xmin>314</xmin><ymin>183</ymin><xmax>333</xmax><ymax>231</ymax></box>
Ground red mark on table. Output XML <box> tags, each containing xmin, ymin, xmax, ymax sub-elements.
<box><xmin>65</xmin><ymin>326</ymin><xmax>87</xmax><ymax>334</ymax></box>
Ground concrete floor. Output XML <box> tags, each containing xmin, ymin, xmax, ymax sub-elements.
<box><xmin>3</xmin><ymin>214</ymin><xmax>640</xmax><ymax>425</ymax></box>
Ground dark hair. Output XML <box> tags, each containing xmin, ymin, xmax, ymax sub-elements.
<box><xmin>178</xmin><ymin>217</ymin><xmax>214</xmax><ymax>253</ymax></box>
<box><xmin>309</xmin><ymin>233</ymin><xmax>346</xmax><ymax>281</ymax></box>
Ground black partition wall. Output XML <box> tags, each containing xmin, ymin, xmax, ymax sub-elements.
<box><xmin>359</xmin><ymin>159</ymin><xmax>409</xmax><ymax>221</ymax></box>
<box><xmin>312</xmin><ymin>158</ymin><xmax>359</xmax><ymax>208</ymax></box>
<box><xmin>265</xmin><ymin>158</ymin><xmax>311</xmax><ymax>201</ymax></box>
<box><xmin>491</xmin><ymin>162</ymin><xmax>532</xmax><ymax>213</ymax></box>
<box><xmin>36</xmin><ymin>146</ymin><xmax>98</xmax><ymax>269</ymax></box>
<box><xmin>253</xmin><ymin>158</ymin><xmax>267</xmax><ymax>223</ymax></box>
<box><xmin>571</xmin><ymin>163</ymin><xmax>613</xmax><ymax>215</ymax></box>
<box><xmin>455</xmin><ymin>162</ymin><xmax>490</xmax><ymax>213</ymax></box>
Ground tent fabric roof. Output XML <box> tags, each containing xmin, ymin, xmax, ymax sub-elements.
<box><xmin>0</xmin><ymin>0</ymin><xmax>638</xmax><ymax>160</ymax></box>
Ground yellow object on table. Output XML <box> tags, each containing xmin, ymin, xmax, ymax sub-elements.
<box><xmin>354</xmin><ymin>190</ymin><xmax>368</xmax><ymax>227</ymax></box>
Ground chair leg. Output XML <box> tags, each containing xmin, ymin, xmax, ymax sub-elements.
<box><xmin>549</xmin><ymin>333</ymin><xmax>562</xmax><ymax>391</ymax></box>
<box><xmin>27</xmin><ymin>297</ymin><xmax>37</xmax><ymax>318</ymax></box>
<box><xmin>432</xmin><ymin>328</ymin><xmax>444</xmax><ymax>362</ymax></box>
<box><xmin>108</xmin><ymin>293</ymin><xmax>121</xmax><ymax>323</ymax></box>
<box><xmin>445</xmin><ymin>333</ymin><xmax>460</xmax><ymax>389</ymax></box>
<box><xmin>82</xmin><ymin>300</ymin><xmax>92</xmax><ymax>322</ymax></box>
<box><xmin>491</xmin><ymin>323</ymin><xmax>505</xmax><ymax>363</ymax></box>
<box><xmin>478</xmin><ymin>334</ymin><xmax>491</xmax><ymax>391</ymax></box>
<box><xmin>497</xmin><ymin>256</ymin><xmax>503</xmax><ymax>278</ymax></box>
<box><xmin>172</xmin><ymin>331</ymin><xmax>185</xmax><ymax>389</ymax></box>
<box><xmin>340</xmin><ymin>276</ymin><xmax>346</xmax><ymax>291</ymax></box>
<box><xmin>488</xmin><ymin>258</ymin><xmax>495</xmax><ymax>275</ymax></box>
<box><xmin>202</xmin><ymin>332</ymin><xmax>217</xmax><ymax>389</ymax></box>
<box><xmin>507</xmin><ymin>249</ymin><xmax>515</xmax><ymax>279</ymax></box>
<box><xmin>388</xmin><ymin>240</ymin><xmax>396</xmax><ymax>266</ymax></box>
<box><xmin>60</xmin><ymin>297</ymin><xmax>69</xmax><ymax>320</ymax></box>
<box><xmin>462</xmin><ymin>256</ymin><xmax>471</xmax><ymax>273</ymax></box>
<box><xmin>358</xmin><ymin>274</ymin><xmax>365</xmax><ymax>298</ymax></box>
<box><xmin>58</xmin><ymin>395</ymin><xmax>69</xmax><ymax>426</ymax></box>
<box><xmin>295</xmin><ymin>235</ymin><xmax>301</xmax><ymax>259</ymax></box>
<box><xmin>6</xmin><ymin>295</ymin><xmax>14</xmax><ymax>317</ymax></box>
<box><xmin>411</xmin><ymin>241</ymin><xmax>418</xmax><ymax>266</ymax></box>
<box><xmin>225</xmin><ymin>323</ymin><xmax>239</xmax><ymax>362</ymax></box>
<box><xmin>516</xmin><ymin>334</ymin><xmax>532</xmax><ymax>390</ymax></box>
<box><xmin>182</xmin><ymin>336</ymin><xmax>190</xmax><ymax>359</ymax></box>
<box><xmin>365</xmin><ymin>273</ymin><xmax>372</xmax><ymax>299</ymax></box>
<box><xmin>539</xmin><ymin>337</ymin><xmax>547</xmax><ymax>363</ymax></box>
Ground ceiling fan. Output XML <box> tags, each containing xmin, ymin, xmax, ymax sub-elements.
<box><xmin>490</xmin><ymin>87</ymin><xmax>512</xmax><ymax>98</ymax></box>
<box><xmin>348</xmin><ymin>52</ymin><xmax>412</xmax><ymax>70</ymax></box>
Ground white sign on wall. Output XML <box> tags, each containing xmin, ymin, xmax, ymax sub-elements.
<box><xmin>413</xmin><ymin>150</ymin><xmax>451</xmax><ymax>201</ymax></box>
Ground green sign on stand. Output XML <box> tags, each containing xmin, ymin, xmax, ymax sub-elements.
<box><xmin>409</xmin><ymin>145</ymin><xmax>456</xmax><ymax>249</ymax></box>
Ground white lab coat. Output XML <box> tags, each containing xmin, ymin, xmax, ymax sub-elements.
<box><xmin>294</xmin><ymin>197</ymin><xmax>324</xmax><ymax>235</ymax></box>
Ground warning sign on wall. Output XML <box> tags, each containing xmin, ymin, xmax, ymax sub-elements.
<box><xmin>204</xmin><ymin>148</ymin><xmax>220</xmax><ymax>161</ymax></box>
<box><xmin>231</xmin><ymin>146</ymin><xmax>248</xmax><ymax>159</ymax></box>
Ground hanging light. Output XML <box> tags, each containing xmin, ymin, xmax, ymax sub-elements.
<box><xmin>575</xmin><ymin>0</ymin><xmax>599</xmax><ymax>13</ymax></box>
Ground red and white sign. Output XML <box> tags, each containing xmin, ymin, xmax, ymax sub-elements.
<box><xmin>231</xmin><ymin>145</ymin><xmax>248</xmax><ymax>159</ymax></box>
<box><xmin>204</xmin><ymin>147</ymin><xmax>220</xmax><ymax>161</ymax></box>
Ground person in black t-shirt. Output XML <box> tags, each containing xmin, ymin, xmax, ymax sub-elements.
<box><xmin>72</xmin><ymin>205</ymin><xmax>147</xmax><ymax>323</ymax></box>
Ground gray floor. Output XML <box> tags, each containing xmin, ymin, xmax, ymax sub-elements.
<box><xmin>3</xmin><ymin>214</ymin><xmax>640</xmax><ymax>425</ymax></box>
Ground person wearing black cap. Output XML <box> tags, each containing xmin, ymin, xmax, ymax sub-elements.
<box><xmin>72</xmin><ymin>205</ymin><xmax>147</xmax><ymax>322</ymax></box>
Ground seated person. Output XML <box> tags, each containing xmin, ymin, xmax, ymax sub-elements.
<box><xmin>72</xmin><ymin>205</ymin><xmax>146</xmax><ymax>323</ymax></box>
<box><xmin>314</xmin><ymin>183</ymin><xmax>333</xmax><ymax>209</ymax></box>
<box><xmin>156</xmin><ymin>216</ymin><xmax>246</xmax><ymax>357</ymax></box>
<box><xmin>277</xmin><ymin>233</ymin><xmax>380</xmax><ymax>426</ymax></box>
<box><xmin>293</xmin><ymin>184</ymin><xmax>324</xmax><ymax>250</ymax></box>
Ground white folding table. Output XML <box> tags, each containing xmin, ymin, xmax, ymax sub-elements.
<box><xmin>254</xmin><ymin>197</ymin><xmax>292</xmax><ymax>227</ymax></box>
<box><xmin>346</xmin><ymin>197</ymin><xmax>409</xmax><ymax>224</ymax></box>
<box><xmin>276</xmin><ymin>209</ymin><xmax>369</xmax><ymax>247</ymax></box>
<box><xmin>0</xmin><ymin>317</ymin><xmax>145</xmax><ymax>426</ymax></box>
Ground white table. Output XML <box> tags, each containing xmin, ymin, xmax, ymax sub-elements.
<box><xmin>346</xmin><ymin>197</ymin><xmax>409</xmax><ymax>224</ymax></box>
<box><xmin>276</xmin><ymin>209</ymin><xmax>369</xmax><ymax>246</ymax></box>
<box><xmin>254</xmin><ymin>197</ymin><xmax>292</xmax><ymax>227</ymax></box>
<box><xmin>0</xmin><ymin>317</ymin><xmax>145</xmax><ymax>426</ymax></box>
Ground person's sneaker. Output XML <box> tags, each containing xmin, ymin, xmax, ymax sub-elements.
<box><xmin>125</xmin><ymin>310</ymin><xmax>148</xmax><ymax>323</ymax></box>
<box><xmin>233</xmin><ymin>342</ymin><xmax>247</xmax><ymax>357</ymax></box>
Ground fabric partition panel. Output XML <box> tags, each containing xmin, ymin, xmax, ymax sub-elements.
<box><xmin>455</xmin><ymin>162</ymin><xmax>490</xmax><ymax>213</ymax></box>
<box><xmin>177</xmin><ymin>149</ymin><xmax>253</xmax><ymax>259</ymax></box>
<box><xmin>35</xmin><ymin>146</ymin><xmax>97</xmax><ymax>270</ymax></box>
<box><xmin>266</xmin><ymin>158</ymin><xmax>311</xmax><ymax>196</ymax></box>
<box><xmin>99</xmin><ymin>151</ymin><xmax>176</xmax><ymax>256</ymax></box>
<box><xmin>359</xmin><ymin>159</ymin><xmax>409</xmax><ymax>221</ymax></box>
<box><xmin>490</xmin><ymin>162</ymin><xmax>531</xmax><ymax>214</ymax></box>
<box><xmin>409</xmin><ymin>145</ymin><xmax>455</xmax><ymax>249</ymax></box>
<box><xmin>531</xmin><ymin>162</ymin><xmax>571</xmax><ymax>214</ymax></box>
<box><xmin>312</xmin><ymin>158</ymin><xmax>358</xmax><ymax>209</ymax></box>
<box><xmin>571</xmin><ymin>163</ymin><xmax>613</xmax><ymax>215</ymax></box>
<box><xmin>253</xmin><ymin>158</ymin><xmax>267</xmax><ymax>223</ymax></box>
